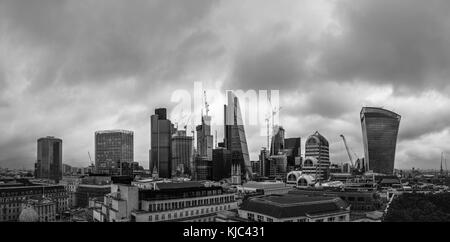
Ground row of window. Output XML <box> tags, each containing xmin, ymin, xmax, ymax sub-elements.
<box><xmin>147</xmin><ymin>195</ymin><xmax>234</xmax><ymax>212</ymax></box>
<box><xmin>148</xmin><ymin>204</ymin><xmax>232</xmax><ymax>221</ymax></box>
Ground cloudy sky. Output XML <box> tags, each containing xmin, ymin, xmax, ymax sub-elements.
<box><xmin>1</xmin><ymin>0</ymin><xmax>450</xmax><ymax>170</ymax></box>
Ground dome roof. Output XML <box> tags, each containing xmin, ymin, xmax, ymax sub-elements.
<box><xmin>18</xmin><ymin>207</ymin><xmax>39</xmax><ymax>222</ymax></box>
<box><xmin>306</xmin><ymin>131</ymin><xmax>329</xmax><ymax>146</ymax></box>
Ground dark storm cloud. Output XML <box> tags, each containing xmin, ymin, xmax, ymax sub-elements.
<box><xmin>0</xmin><ymin>0</ymin><xmax>221</xmax><ymax>92</ymax></box>
<box><xmin>319</xmin><ymin>0</ymin><xmax>450</xmax><ymax>90</ymax></box>
<box><xmin>1</xmin><ymin>0</ymin><xmax>450</xmax><ymax>170</ymax></box>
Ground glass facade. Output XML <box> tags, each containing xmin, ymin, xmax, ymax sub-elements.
<box><xmin>36</xmin><ymin>137</ymin><xmax>63</xmax><ymax>183</ymax></box>
<box><xmin>150</xmin><ymin>108</ymin><xmax>175</xmax><ymax>178</ymax></box>
<box><xmin>224</xmin><ymin>92</ymin><xmax>252</xmax><ymax>180</ymax></box>
<box><xmin>361</xmin><ymin>107</ymin><xmax>401</xmax><ymax>175</ymax></box>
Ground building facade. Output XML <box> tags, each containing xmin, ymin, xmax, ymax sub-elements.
<box><xmin>224</xmin><ymin>92</ymin><xmax>252</xmax><ymax>180</ymax></box>
<box><xmin>361</xmin><ymin>107</ymin><xmax>401</xmax><ymax>175</ymax></box>
<box><xmin>270</xmin><ymin>126</ymin><xmax>285</xmax><ymax>156</ymax></box>
<box><xmin>304</xmin><ymin>131</ymin><xmax>330</xmax><ymax>181</ymax></box>
<box><xmin>171</xmin><ymin>130</ymin><xmax>194</xmax><ymax>177</ymax></box>
<box><xmin>35</xmin><ymin>136</ymin><xmax>63</xmax><ymax>183</ymax></box>
<box><xmin>211</xmin><ymin>148</ymin><xmax>232</xmax><ymax>181</ymax></box>
<box><xmin>95</xmin><ymin>130</ymin><xmax>134</xmax><ymax>175</ymax></box>
<box><xmin>0</xmin><ymin>180</ymin><xmax>68</xmax><ymax>222</ymax></box>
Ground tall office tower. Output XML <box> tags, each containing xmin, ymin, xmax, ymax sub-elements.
<box><xmin>150</xmin><ymin>108</ymin><xmax>175</xmax><ymax>178</ymax></box>
<box><xmin>284</xmin><ymin>137</ymin><xmax>301</xmax><ymax>170</ymax></box>
<box><xmin>361</xmin><ymin>107</ymin><xmax>401</xmax><ymax>175</ymax></box>
<box><xmin>211</xmin><ymin>148</ymin><xmax>232</xmax><ymax>181</ymax></box>
<box><xmin>304</xmin><ymin>131</ymin><xmax>330</xmax><ymax>181</ymax></box>
<box><xmin>196</xmin><ymin>115</ymin><xmax>213</xmax><ymax>160</ymax></box>
<box><xmin>224</xmin><ymin>92</ymin><xmax>252</xmax><ymax>180</ymax></box>
<box><xmin>171</xmin><ymin>130</ymin><xmax>194</xmax><ymax>177</ymax></box>
<box><xmin>35</xmin><ymin>136</ymin><xmax>63</xmax><ymax>183</ymax></box>
<box><xmin>259</xmin><ymin>148</ymin><xmax>269</xmax><ymax>177</ymax></box>
<box><xmin>270</xmin><ymin>126</ymin><xmax>285</xmax><ymax>155</ymax></box>
<box><xmin>268</xmin><ymin>155</ymin><xmax>288</xmax><ymax>179</ymax></box>
<box><xmin>95</xmin><ymin>130</ymin><xmax>134</xmax><ymax>175</ymax></box>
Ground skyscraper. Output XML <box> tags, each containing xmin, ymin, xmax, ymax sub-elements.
<box><xmin>171</xmin><ymin>130</ymin><xmax>193</xmax><ymax>177</ymax></box>
<box><xmin>224</xmin><ymin>91</ymin><xmax>252</xmax><ymax>181</ymax></box>
<box><xmin>304</xmin><ymin>131</ymin><xmax>330</xmax><ymax>181</ymax></box>
<box><xmin>361</xmin><ymin>107</ymin><xmax>401</xmax><ymax>175</ymax></box>
<box><xmin>150</xmin><ymin>108</ymin><xmax>175</xmax><ymax>178</ymax></box>
<box><xmin>211</xmin><ymin>148</ymin><xmax>232</xmax><ymax>181</ymax></box>
<box><xmin>35</xmin><ymin>136</ymin><xmax>63</xmax><ymax>183</ymax></box>
<box><xmin>284</xmin><ymin>137</ymin><xmax>301</xmax><ymax>170</ymax></box>
<box><xmin>196</xmin><ymin>115</ymin><xmax>213</xmax><ymax>160</ymax></box>
<box><xmin>95</xmin><ymin>130</ymin><xmax>134</xmax><ymax>175</ymax></box>
<box><xmin>270</xmin><ymin>126</ymin><xmax>285</xmax><ymax>156</ymax></box>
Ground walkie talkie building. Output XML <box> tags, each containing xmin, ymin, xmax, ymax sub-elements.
<box><xmin>361</xmin><ymin>107</ymin><xmax>401</xmax><ymax>175</ymax></box>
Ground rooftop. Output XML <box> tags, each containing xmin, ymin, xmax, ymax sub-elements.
<box><xmin>240</xmin><ymin>194</ymin><xmax>349</xmax><ymax>219</ymax></box>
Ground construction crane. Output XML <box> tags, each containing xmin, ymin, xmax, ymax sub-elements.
<box><xmin>266</xmin><ymin>95</ymin><xmax>282</xmax><ymax>154</ymax></box>
<box><xmin>88</xmin><ymin>151</ymin><xmax>93</xmax><ymax>166</ymax></box>
<box><xmin>340</xmin><ymin>135</ymin><xmax>355</xmax><ymax>168</ymax></box>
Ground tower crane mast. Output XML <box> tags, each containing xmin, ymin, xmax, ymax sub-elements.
<box><xmin>340</xmin><ymin>135</ymin><xmax>355</xmax><ymax>168</ymax></box>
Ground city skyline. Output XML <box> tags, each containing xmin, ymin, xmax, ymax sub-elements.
<box><xmin>2</xmin><ymin>0</ymin><xmax>450</xmax><ymax>170</ymax></box>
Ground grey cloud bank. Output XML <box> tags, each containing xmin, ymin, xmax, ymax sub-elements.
<box><xmin>1</xmin><ymin>0</ymin><xmax>450</xmax><ymax>170</ymax></box>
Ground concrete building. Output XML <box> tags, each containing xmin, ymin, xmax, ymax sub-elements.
<box><xmin>19</xmin><ymin>198</ymin><xmax>56</xmax><ymax>222</ymax></box>
<box><xmin>92</xmin><ymin>184</ymin><xmax>139</xmax><ymax>222</ymax></box>
<box><xmin>95</xmin><ymin>130</ymin><xmax>134</xmax><ymax>175</ymax></box>
<box><xmin>238</xmin><ymin>194</ymin><xmax>350</xmax><ymax>222</ymax></box>
<box><xmin>35</xmin><ymin>136</ymin><xmax>63</xmax><ymax>183</ymax></box>
<box><xmin>150</xmin><ymin>108</ymin><xmax>175</xmax><ymax>178</ymax></box>
<box><xmin>304</xmin><ymin>131</ymin><xmax>330</xmax><ymax>181</ymax></box>
<box><xmin>92</xmin><ymin>181</ymin><xmax>238</xmax><ymax>222</ymax></box>
<box><xmin>361</xmin><ymin>107</ymin><xmax>401</xmax><ymax>175</ymax></box>
<box><xmin>131</xmin><ymin>182</ymin><xmax>238</xmax><ymax>222</ymax></box>
<box><xmin>0</xmin><ymin>179</ymin><xmax>68</xmax><ymax>222</ymax></box>
<box><xmin>171</xmin><ymin>130</ymin><xmax>194</xmax><ymax>177</ymax></box>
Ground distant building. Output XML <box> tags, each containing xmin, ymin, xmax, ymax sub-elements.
<box><xmin>196</xmin><ymin>115</ymin><xmax>213</xmax><ymax>161</ymax></box>
<box><xmin>268</xmin><ymin>155</ymin><xmax>288</xmax><ymax>179</ymax></box>
<box><xmin>95</xmin><ymin>130</ymin><xmax>134</xmax><ymax>175</ymax></box>
<box><xmin>150</xmin><ymin>108</ymin><xmax>175</xmax><ymax>178</ymax></box>
<box><xmin>304</xmin><ymin>131</ymin><xmax>330</xmax><ymax>181</ymax></box>
<box><xmin>224</xmin><ymin>92</ymin><xmax>252</xmax><ymax>180</ymax></box>
<box><xmin>270</xmin><ymin>126</ymin><xmax>285</xmax><ymax>156</ymax></box>
<box><xmin>361</xmin><ymin>107</ymin><xmax>401</xmax><ymax>175</ymax></box>
<box><xmin>92</xmin><ymin>184</ymin><xmax>139</xmax><ymax>222</ymax></box>
<box><xmin>238</xmin><ymin>194</ymin><xmax>350</xmax><ymax>222</ymax></box>
<box><xmin>0</xmin><ymin>179</ymin><xmax>68</xmax><ymax>222</ymax></box>
<box><xmin>76</xmin><ymin>184</ymin><xmax>111</xmax><ymax>208</ymax></box>
<box><xmin>237</xmin><ymin>181</ymin><xmax>294</xmax><ymax>196</ymax></box>
<box><xmin>171</xmin><ymin>130</ymin><xmax>194</xmax><ymax>177</ymax></box>
<box><xmin>211</xmin><ymin>148</ymin><xmax>232</xmax><ymax>181</ymax></box>
<box><xmin>35</xmin><ymin>136</ymin><xmax>63</xmax><ymax>183</ymax></box>
<box><xmin>259</xmin><ymin>148</ymin><xmax>269</xmax><ymax>177</ymax></box>
<box><xmin>284</xmin><ymin>137</ymin><xmax>301</xmax><ymax>170</ymax></box>
<box><xmin>193</xmin><ymin>157</ymin><xmax>212</xmax><ymax>181</ymax></box>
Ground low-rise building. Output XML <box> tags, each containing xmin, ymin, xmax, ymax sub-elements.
<box><xmin>238</xmin><ymin>194</ymin><xmax>350</xmax><ymax>222</ymax></box>
<box><xmin>19</xmin><ymin>198</ymin><xmax>56</xmax><ymax>222</ymax></box>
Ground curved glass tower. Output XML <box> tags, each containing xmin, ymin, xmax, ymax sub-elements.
<box><xmin>361</xmin><ymin>107</ymin><xmax>401</xmax><ymax>175</ymax></box>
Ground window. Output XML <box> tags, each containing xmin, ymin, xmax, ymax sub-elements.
<box><xmin>247</xmin><ymin>213</ymin><xmax>255</xmax><ymax>221</ymax></box>
<box><xmin>168</xmin><ymin>213</ymin><xmax>171</xmax><ymax>219</ymax></box>
<box><xmin>297</xmin><ymin>218</ymin><xmax>307</xmax><ymax>222</ymax></box>
<box><xmin>257</xmin><ymin>215</ymin><xmax>264</xmax><ymax>222</ymax></box>
<box><xmin>266</xmin><ymin>218</ymin><xmax>273</xmax><ymax>222</ymax></box>
<box><xmin>316</xmin><ymin>219</ymin><xmax>324</xmax><ymax>222</ymax></box>
<box><xmin>328</xmin><ymin>217</ymin><xmax>335</xmax><ymax>222</ymax></box>
<box><xmin>161</xmin><ymin>214</ymin><xmax>165</xmax><ymax>220</ymax></box>
<box><xmin>148</xmin><ymin>215</ymin><xmax>152</xmax><ymax>222</ymax></box>
<box><xmin>339</xmin><ymin>215</ymin><xmax>347</xmax><ymax>221</ymax></box>
<box><xmin>155</xmin><ymin>215</ymin><xmax>159</xmax><ymax>221</ymax></box>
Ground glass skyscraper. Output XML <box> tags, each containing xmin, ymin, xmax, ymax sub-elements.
<box><xmin>224</xmin><ymin>91</ymin><xmax>252</xmax><ymax>180</ymax></box>
<box><xmin>150</xmin><ymin>108</ymin><xmax>175</xmax><ymax>178</ymax></box>
<box><xmin>361</xmin><ymin>107</ymin><xmax>401</xmax><ymax>175</ymax></box>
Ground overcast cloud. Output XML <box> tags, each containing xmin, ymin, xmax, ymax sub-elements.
<box><xmin>1</xmin><ymin>0</ymin><xmax>450</xmax><ymax>170</ymax></box>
